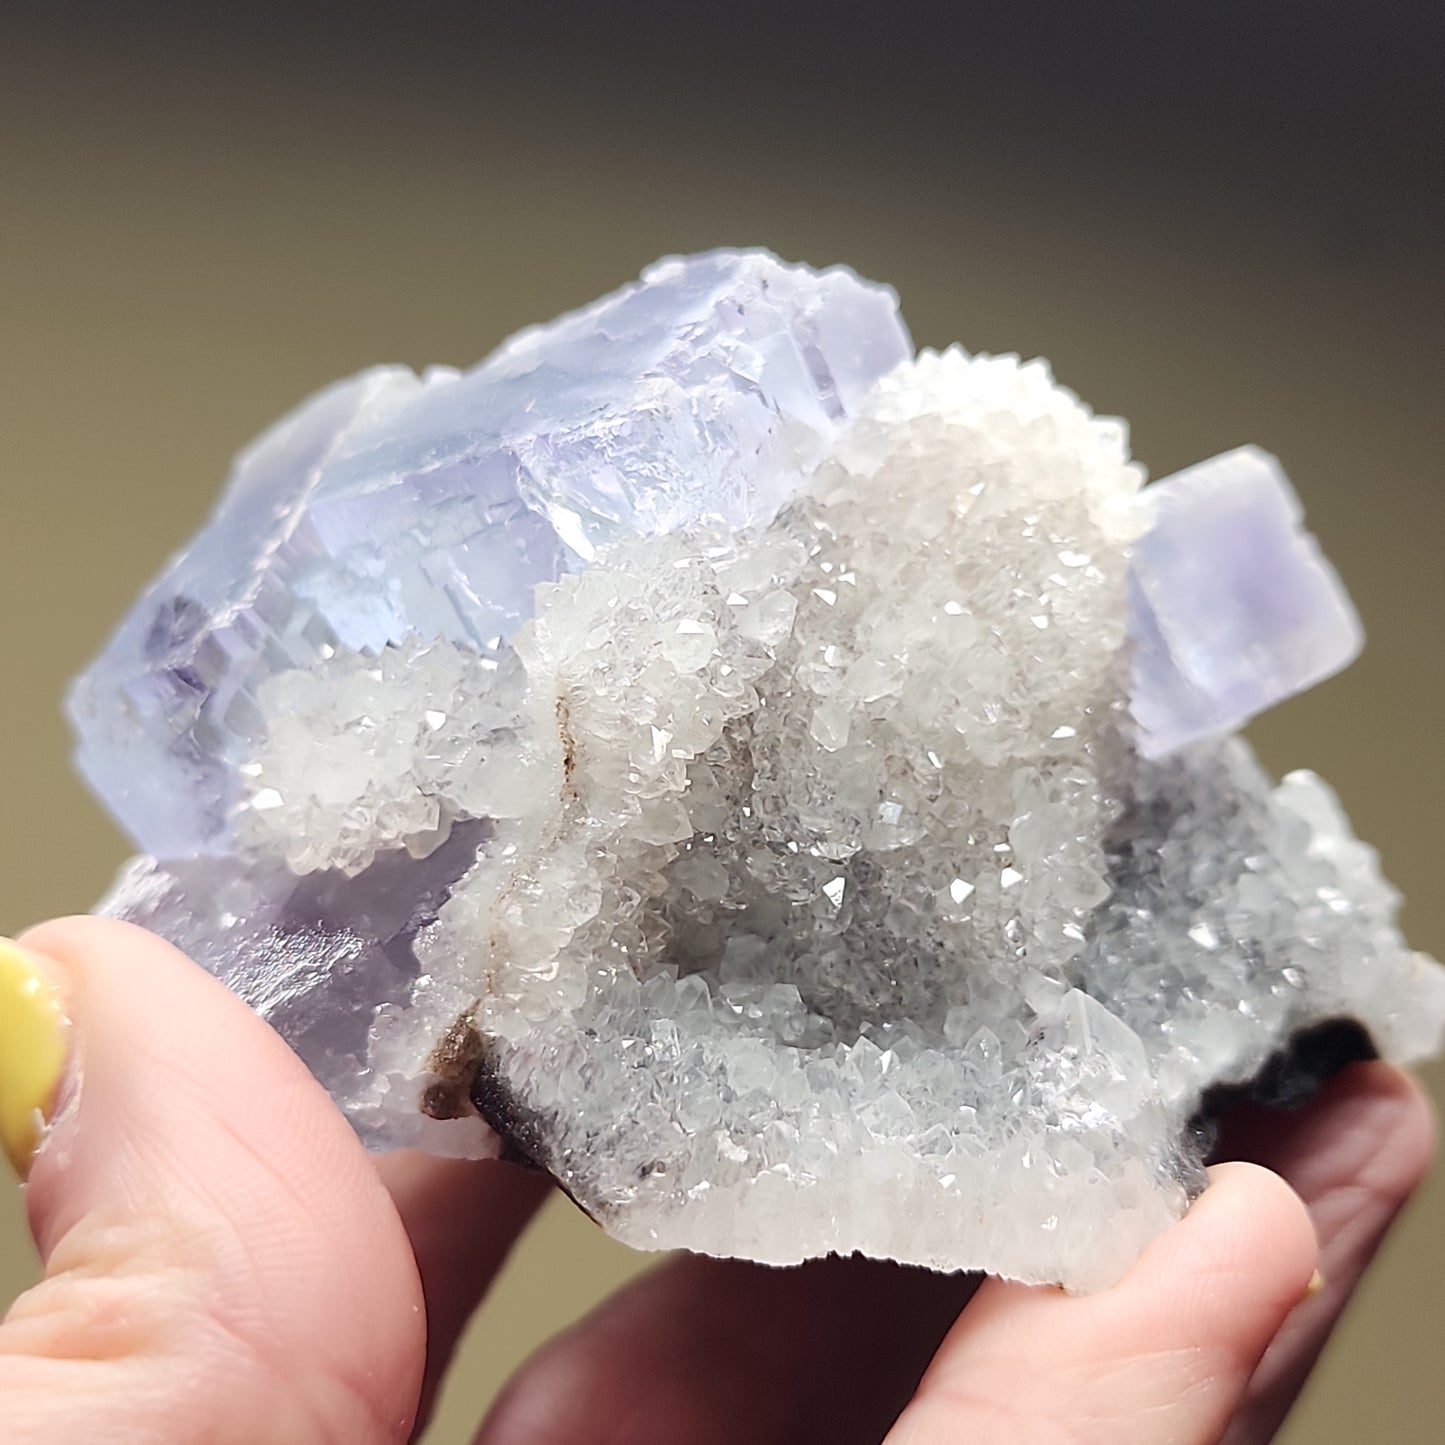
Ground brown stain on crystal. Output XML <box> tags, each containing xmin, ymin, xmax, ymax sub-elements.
<box><xmin>557</xmin><ymin>690</ymin><xmax>576</xmax><ymax>785</ymax></box>
<box><xmin>421</xmin><ymin>1009</ymin><xmax>487</xmax><ymax>1119</ymax></box>
<box><xmin>422</xmin><ymin>688</ymin><xmax>580</xmax><ymax>1123</ymax></box>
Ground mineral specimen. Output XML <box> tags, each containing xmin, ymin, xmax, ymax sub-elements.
<box><xmin>75</xmin><ymin>250</ymin><xmax>1445</xmax><ymax>1292</ymax></box>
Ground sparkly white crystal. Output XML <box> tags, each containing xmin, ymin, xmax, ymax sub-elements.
<box><xmin>84</xmin><ymin>251</ymin><xmax>1445</xmax><ymax>1292</ymax></box>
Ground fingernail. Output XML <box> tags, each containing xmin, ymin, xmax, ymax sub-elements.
<box><xmin>1304</xmin><ymin>1267</ymin><xmax>1326</xmax><ymax>1299</ymax></box>
<box><xmin>0</xmin><ymin>938</ymin><xmax>69</xmax><ymax>1179</ymax></box>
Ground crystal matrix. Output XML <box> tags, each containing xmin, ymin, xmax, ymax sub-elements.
<box><xmin>78</xmin><ymin>251</ymin><xmax>1445</xmax><ymax>1292</ymax></box>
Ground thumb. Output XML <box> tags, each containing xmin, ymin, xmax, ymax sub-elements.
<box><xmin>886</xmin><ymin>1161</ymin><xmax>1320</xmax><ymax>1445</ymax></box>
<box><xmin>0</xmin><ymin>918</ymin><xmax>425</xmax><ymax>1444</ymax></box>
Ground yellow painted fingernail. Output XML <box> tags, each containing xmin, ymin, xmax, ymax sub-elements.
<box><xmin>0</xmin><ymin>939</ymin><xmax>68</xmax><ymax>1179</ymax></box>
<box><xmin>1305</xmin><ymin>1267</ymin><xmax>1326</xmax><ymax>1299</ymax></box>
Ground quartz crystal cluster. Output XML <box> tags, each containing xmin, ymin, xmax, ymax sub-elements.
<box><xmin>74</xmin><ymin>251</ymin><xmax>1445</xmax><ymax>1292</ymax></box>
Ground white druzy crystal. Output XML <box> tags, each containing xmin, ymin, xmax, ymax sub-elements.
<box><xmin>90</xmin><ymin>253</ymin><xmax>1445</xmax><ymax>1292</ymax></box>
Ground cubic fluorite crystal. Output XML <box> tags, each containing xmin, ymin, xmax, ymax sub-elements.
<box><xmin>75</xmin><ymin>251</ymin><xmax>1445</xmax><ymax>1291</ymax></box>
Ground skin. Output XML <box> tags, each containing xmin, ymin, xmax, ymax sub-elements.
<box><xmin>0</xmin><ymin>916</ymin><xmax>1435</xmax><ymax>1444</ymax></box>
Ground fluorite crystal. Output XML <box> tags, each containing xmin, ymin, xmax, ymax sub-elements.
<box><xmin>75</xmin><ymin>251</ymin><xmax>1445</xmax><ymax>1291</ymax></box>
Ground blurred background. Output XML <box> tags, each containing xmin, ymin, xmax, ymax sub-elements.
<box><xmin>2</xmin><ymin>3</ymin><xmax>1441</xmax><ymax>1440</ymax></box>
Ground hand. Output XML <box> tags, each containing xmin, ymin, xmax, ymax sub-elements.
<box><xmin>0</xmin><ymin>918</ymin><xmax>1434</xmax><ymax>1444</ymax></box>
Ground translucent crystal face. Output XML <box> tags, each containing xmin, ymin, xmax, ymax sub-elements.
<box><xmin>80</xmin><ymin>251</ymin><xmax>1445</xmax><ymax>1291</ymax></box>
<box><xmin>69</xmin><ymin>251</ymin><xmax>910</xmax><ymax>858</ymax></box>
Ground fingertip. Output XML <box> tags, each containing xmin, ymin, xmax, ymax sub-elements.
<box><xmin>1203</xmin><ymin>1065</ymin><xmax>1439</xmax><ymax>1441</ymax></box>
<box><xmin>1115</xmin><ymin>1161</ymin><xmax>1318</xmax><ymax>1364</ymax></box>
<box><xmin>17</xmin><ymin>915</ymin><xmax>178</xmax><ymax>1018</ymax></box>
<box><xmin>890</xmin><ymin>1163</ymin><xmax>1324</xmax><ymax>1445</ymax></box>
<box><xmin>1346</xmin><ymin>1061</ymin><xmax>1438</xmax><ymax>1179</ymax></box>
<box><xmin>1199</xmin><ymin>1159</ymin><xmax>1317</xmax><ymax>1246</ymax></box>
<box><xmin>1214</xmin><ymin>1059</ymin><xmax>1437</xmax><ymax>1232</ymax></box>
<box><xmin>1174</xmin><ymin>1160</ymin><xmax>1318</xmax><ymax>1288</ymax></box>
<box><xmin>1340</xmin><ymin>1063</ymin><xmax>1439</xmax><ymax>1222</ymax></box>
<box><xmin>18</xmin><ymin>912</ymin><xmax>155</xmax><ymax>966</ymax></box>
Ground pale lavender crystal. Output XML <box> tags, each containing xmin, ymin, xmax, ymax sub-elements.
<box><xmin>1129</xmin><ymin>446</ymin><xmax>1365</xmax><ymax>758</ymax></box>
<box><xmin>69</xmin><ymin>250</ymin><xmax>911</xmax><ymax>858</ymax></box>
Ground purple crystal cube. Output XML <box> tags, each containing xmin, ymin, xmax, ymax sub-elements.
<box><xmin>1129</xmin><ymin>445</ymin><xmax>1365</xmax><ymax>757</ymax></box>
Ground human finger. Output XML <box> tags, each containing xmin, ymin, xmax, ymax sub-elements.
<box><xmin>884</xmin><ymin>1161</ymin><xmax>1317</xmax><ymax>1445</ymax></box>
<box><xmin>1211</xmin><ymin>1061</ymin><xmax>1435</xmax><ymax>1445</ymax></box>
<box><xmin>474</xmin><ymin>1250</ymin><xmax>979</xmax><ymax>1445</ymax></box>
<box><xmin>1</xmin><ymin>918</ymin><xmax>425</xmax><ymax>1444</ymax></box>
<box><xmin>374</xmin><ymin>1151</ymin><xmax>551</xmax><ymax>1431</ymax></box>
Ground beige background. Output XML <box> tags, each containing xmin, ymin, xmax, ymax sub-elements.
<box><xmin>1</xmin><ymin>9</ymin><xmax>1442</xmax><ymax>1441</ymax></box>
